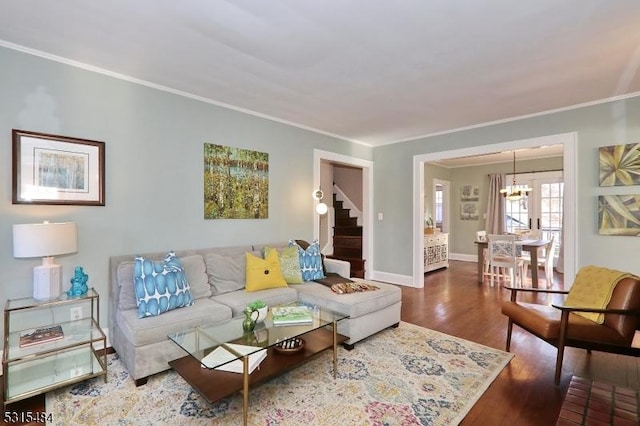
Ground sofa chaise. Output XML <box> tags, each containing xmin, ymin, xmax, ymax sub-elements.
<box><xmin>109</xmin><ymin>242</ymin><xmax>402</xmax><ymax>385</ymax></box>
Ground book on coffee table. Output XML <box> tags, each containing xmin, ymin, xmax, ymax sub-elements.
<box><xmin>272</xmin><ymin>306</ymin><xmax>313</xmax><ymax>325</ymax></box>
<box><xmin>200</xmin><ymin>343</ymin><xmax>267</xmax><ymax>373</ymax></box>
<box><xmin>19</xmin><ymin>325</ymin><xmax>64</xmax><ymax>348</ymax></box>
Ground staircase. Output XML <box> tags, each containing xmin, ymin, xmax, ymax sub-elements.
<box><xmin>328</xmin><ymin>194</ymin><xmax>366</xmax><ymax>278</ymax></box>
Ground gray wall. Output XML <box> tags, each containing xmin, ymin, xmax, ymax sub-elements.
<box><xmin>374</xmin><ymin>96</ymin><xmax>640</xmax><ymax>277</ymax></box>
<box><xmin>0</xmin><ymin>47</ymin><xmax>371</xmax><ymax>336</ymax></box>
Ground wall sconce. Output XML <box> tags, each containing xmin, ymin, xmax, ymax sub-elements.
<box><xmin>13</xmin><ymin>221</ymin><xmax>78</xmax><ymax>300</ymax></box>
<box><xmin>312</xmin><ymin>187</ymin><xmax>328</xmax><ymax>215</ymax></box>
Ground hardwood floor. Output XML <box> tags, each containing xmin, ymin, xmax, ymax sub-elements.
<box><xmin>405</xmin><ymin>260</ymin><xmax>640</xmax><ymax>426</ymax></box>
<box><xmin>3</xmin><ymin>260</ymin><xmax>639</xmax><ymax>425</ymax></box>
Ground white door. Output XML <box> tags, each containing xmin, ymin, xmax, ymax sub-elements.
<box><xmin>505</xmin><ymin>171</ymin><xmax>563</xmax><ymax>263</ymax></box>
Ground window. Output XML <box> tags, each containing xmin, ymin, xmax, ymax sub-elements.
<box><xmin>434</xmin><ymin>185</ymin><xmax>443</xmax><ymax>228</ymax></box>
<box><xmin>505</xmin><ymin>171</ymin><xmax>563</xmax><ymax>262</ymax></box>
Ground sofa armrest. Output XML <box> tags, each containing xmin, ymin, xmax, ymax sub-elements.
<box><xmin>324</xmin><ymin>257</ymin><xmax>351</xmax><ymax>278</ymax></box>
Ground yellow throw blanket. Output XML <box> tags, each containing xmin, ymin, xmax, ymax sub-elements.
<box><xmin>564</xmin><ymin>265</ymin><xmax>637</xmax><ymax>324</ymax></box>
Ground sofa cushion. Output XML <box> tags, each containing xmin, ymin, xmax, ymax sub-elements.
<box><xmin>212</xmin><ymin>287</ymin><xmax>298</xmax><ymax>317</ymax></box>
<box><xmin>116</xmin><ymin>261</ymin><xmax>138</xmax><ymax>311</ymax></box>
<box><xmin>116</xmin><ymin>298</ymin><xmax>232</xmax><ymax>346</ymax></box>
<box><xmin>117</xmin><ymin>254</ymin><xmax>210</xmax><ymax>311</ymax></box>
<box><xmin>290</xmin><ymin>240</ymin><xmax>325</xmax><ymax>281</ymax></box>
<box><xmin>246</xmin><ymin>250</ymin><xmax>288</xmax><ymax>291</ymax></box>
<box><xmin>180</xmin><ymin>254</ymin><xmax>211</xmax><ymax>299</ymax></box>
<box><xmin>264</xmin><ymin>245</ymin><xmax>304</xmax><ymax>284</ymax></box>
<box><xmin>134</xmin><ymin>252</ymin><xmax>194</xmax><ymax>318</ymax></box>
<box><xmin>206</xmin><ymin>250</ymin><xmax>259</xmax><ymax>295</ymax></box>
<box><xmin>296</xmin><ymin>279</ymin><xmax>401</xmax><ymax>318</ymax></box>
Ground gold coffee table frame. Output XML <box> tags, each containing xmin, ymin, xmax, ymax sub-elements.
<box><xmin>168</xmin><ymin>304</ymin><xmax>347</xmax><ymax>425</ymax></box>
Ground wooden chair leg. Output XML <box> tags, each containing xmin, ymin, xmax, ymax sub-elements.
<box><xmin>555</xmin><ymin>311</ymin><xmax>570</xmax><ymax>385</ymax></box>
<box><xmin>506</xmin><ymin>319</ymin><xmax>513</xmax><ymax>351</ymax></box>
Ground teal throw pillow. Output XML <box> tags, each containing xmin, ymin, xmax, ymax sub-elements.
<box><xmin>134</xmin><ymin>251</ymin><xmax>194</xmax><ymax>318</ymax></box>
<box><xmin>289</xmin><ymin>239</ymin><xmax>325</xmax><ymax>281</ymax></box>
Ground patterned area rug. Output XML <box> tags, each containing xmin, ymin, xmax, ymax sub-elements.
<box><xmin>46</xmin><ymin>322</ymin><xmax>512</xmax><ymax>425</ymax></box>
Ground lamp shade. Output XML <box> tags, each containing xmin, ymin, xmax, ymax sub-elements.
<box><xmin>13</xmin><ymin>222</ymin><xmax>78</xmax><ymax>258</ymax></box>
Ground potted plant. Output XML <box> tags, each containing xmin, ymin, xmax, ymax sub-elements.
<box><xmin>247</xmin><ymin>300</ymin><xmax>268</xmax><ymax>323</ymax></box>
<box><xmin>424</xmin><ymin>213</ymin><xmax>435</xmax><ymax>234</ymax></box>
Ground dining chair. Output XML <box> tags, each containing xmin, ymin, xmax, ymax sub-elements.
<box><xmin>523</xmin><ymin>234</ymin><xmax>556</xmax><ymax>286</ymax></box>
<box><xmin>487</xmin><ymin>234</ymin><xmax>525</xmax><ymax>287</ymax></box>
<box><xmin>476</xmin><ymin>230</ymin><xmax>490</xmax><ymax>277</ymax></box>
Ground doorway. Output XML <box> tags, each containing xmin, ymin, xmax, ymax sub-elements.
<box><xmin>313</xmin><ymin>149</ymin><xmax>374</xmax><ymax>279</ymax></box>
<box><xmin>432</xmin><ymin>179</ymin><xmax>450</xmax><ymax>233</ymax></box>
<box><xmin>412</xmin><ymin>132</ymin><xmax>577</xmax><ymax>288</ymax></box>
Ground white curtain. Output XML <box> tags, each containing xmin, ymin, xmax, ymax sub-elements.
<box><xmin>486</xmin><ymin>173</ymin><xmax>505</xmax><ymax>234</ymax></box>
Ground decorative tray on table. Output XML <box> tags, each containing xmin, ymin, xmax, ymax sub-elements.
<box><xmin>274</xmin><ymin>337</ymin><xmax>305</xmax><ymax>354</ymax></box>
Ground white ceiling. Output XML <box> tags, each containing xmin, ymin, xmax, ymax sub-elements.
<box><xmin>1</xmin><ymin>1</ymin><xmax>640</xmax><ymax>147</ymax></box>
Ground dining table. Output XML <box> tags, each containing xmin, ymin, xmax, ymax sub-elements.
<box><xmin>475</xmin><ymin>239</ymin><xmax>550</xmax><ymax>288</ymax></box>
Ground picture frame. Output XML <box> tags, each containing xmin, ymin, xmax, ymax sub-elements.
<box><xmin>460</xmin><ymin>184</ymin><xmax>480</xmax><ymax>201</ymax></box>
<box><xmin>598</xmin><ymin>194</ymin><xmax>640</xmax><ymax>236</ymax></box>
<box><xmin>12</xmin><ymin>129</ymin><xmax>105</xmax><ymax>206</ymax></box>
<box><xmin>599</xmin><ymin>143</ymin><xmax>640</xmax><ymax>187</ymax></box>
<box><xmin>461</xmin><ymin>202</ymin><xmax>479</xmax><ymax>220</ymax></box>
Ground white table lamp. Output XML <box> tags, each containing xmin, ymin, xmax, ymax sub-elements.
<box><xmin>13</xmin><ymin>221</ymin><xmax>78</xmax><ymax>300</ymax></box>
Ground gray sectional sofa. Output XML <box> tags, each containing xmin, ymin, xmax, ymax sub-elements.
<box><xmin>108</xmin><ymin>242</ymin><xmax>402</xmax><ymax>385</ymax></box>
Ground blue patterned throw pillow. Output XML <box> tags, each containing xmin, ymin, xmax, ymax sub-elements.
<box><xmin>134</xmin><ymin>251</ymin><xmax>194</xmax><ymax>318</ymax></box>
<box><xmin>290</xmin><ymin>240</ymin><xmax>326</xmax><ymax>281</ymax></box>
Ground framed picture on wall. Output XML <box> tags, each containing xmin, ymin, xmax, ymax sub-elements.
<box><xmin>598</xmin><ymin>194</ymin><xmax>640</xmax><ymax>235</ymax></box>
<box><xmin>203</xmin><ymin>143</ymin><xmax>269</xmax><ymax>219</ymax></box>
<box><xmin>599</xmin><ymin>143</ymin><xmax>640</xmax><ymax>186</ymax></box>
<box><xmin>12</xmin><ymin>129</ymin><xmax>105</xmax><ymax>205</ymax></box>
<box><xmin>461</xmin><ymin>202</ymin><xmax>479</xmax><ymax>220</ymax></box>
<box><xmin>460</xmin><ymin>184</ymin><xmax>479</xmax><ymax>201</ymax></box>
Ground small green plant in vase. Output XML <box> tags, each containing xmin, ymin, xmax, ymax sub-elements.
<box><xmin>424</xmin><ymin>213</ymin><xmax>435</xmax><ymax>234</ymax></box>
<box><xmin>248</xmin><ymin>300</ymin><xmax>268</xmax><ymax>323</ymax></box>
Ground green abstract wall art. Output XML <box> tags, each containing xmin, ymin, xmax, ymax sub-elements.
<box><xmin>599</xmin><ymin>143</ymin><xmax>640</xmax><ymax>186</ymax></box>
<box><xmin>598</xmin><ymin>194</ymin><xmax>640</xmax><ymax>236</ymax></box>
<box><xmin>204</xmin><ymin>144</ymin><xmax>268</xmax><ymax>219</ymax></box>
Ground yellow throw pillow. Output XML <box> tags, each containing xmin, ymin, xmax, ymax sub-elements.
<box><xmin>245</xmin><ymin>250</ymin><xmax>288</xmax><ymax>292</ymax></box>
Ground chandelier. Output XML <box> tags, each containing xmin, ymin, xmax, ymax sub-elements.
<box><xmin>500</xmin><ymin>151</ymin><xmax>532</xmax><ymax>201</ymax></box>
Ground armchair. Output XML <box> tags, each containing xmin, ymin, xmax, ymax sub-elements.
<box><xmin>501</xmin><ymin>269</ymin><xmax>640</xmax><ymax>385</ymax></box>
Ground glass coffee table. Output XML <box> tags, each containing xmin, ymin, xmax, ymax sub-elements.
<box><xmin>168</xmin><ymin>303</ymin><xmax>348</xmax><ymax>426</ymax></box>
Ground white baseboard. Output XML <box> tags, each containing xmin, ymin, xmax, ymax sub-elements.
<box><xmin>449</xmin><ymin>253</ymin><xmax>478</xmax><ymax>262</ymax></box>
<box><xmin>369</xmin><ymin>270</ymin><xmax>416</xmax><ymax>287</ymax></box>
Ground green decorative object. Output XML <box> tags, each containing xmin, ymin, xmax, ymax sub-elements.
<box><xmin>242</xmin><ymin>307</ymin><xmax>255</xmax><ymax>332</ymax></box>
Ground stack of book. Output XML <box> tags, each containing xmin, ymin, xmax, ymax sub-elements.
<box><xmin>200</xmin><ymin>343</ymin><xmax>267</xmax><ymax>374</ymax></box>
<box><xmin>271</xmin><ymin>306</ymin><xmax>313</xmax><ymax>326</ymax></box>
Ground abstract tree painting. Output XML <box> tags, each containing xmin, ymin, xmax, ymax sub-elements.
<box><xmin>204</xmin><ymin>144</ymin><xmax>268</xmax><ymax>219</ymax></box>
<box><xmin>599</xmin><ymin>143</ymin><xmax>640</xmax><ymax>186</ymax></box>
<box><xmin>598</xmin><ymin>194</ymin><xmax>640</xmax><ymax>236</ymax></box>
